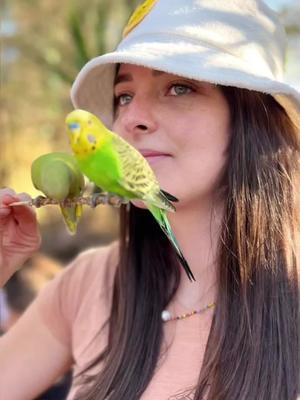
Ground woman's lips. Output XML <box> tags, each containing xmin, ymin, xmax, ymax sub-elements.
<box><xmin>139</xmin><ymin>150</ymin><xmax>172</xmax><ymax>165</ymax></box>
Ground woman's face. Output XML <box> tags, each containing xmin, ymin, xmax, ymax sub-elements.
<box><xmin>113</xmin><ymin>64</ymin><xmax>230</xmax><ymax>208</ymax></box>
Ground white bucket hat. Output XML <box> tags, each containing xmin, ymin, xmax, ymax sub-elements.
<box><xmin>71</xmin><ymin>0</ymin><xmax>300</xmax><ymax>132</ymax></box>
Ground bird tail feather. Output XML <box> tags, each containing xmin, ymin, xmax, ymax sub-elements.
<box><xmin>160</xmin><ymin>190</ymin><xmax>179</xmax><ymax>203</ymax></box>
<box><xmin>147</xmin><ymin>204</ymin><xmax>195</xmax><ymax>282</ymax></box>
<box><xmin>146</xmin><ymin>191</ymin><xmax>176</xmax><ymax>212</ymax></box>
<box><xmin>60</xmin><ymin>205</ymin><xmax>82</xmax><ymax>235</ymax></box>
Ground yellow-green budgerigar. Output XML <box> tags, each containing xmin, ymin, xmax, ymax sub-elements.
<box><xmin>66</xmin><ymin>109</ymin><xmax>195</xmax><ymax>281</ymax></box>
<box><xmin>31</xmin><ymin>152</ymin><xmax>85</xmax><ymax>234</ymax></box>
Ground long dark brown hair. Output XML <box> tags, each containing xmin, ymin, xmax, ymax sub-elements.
<box><xmin>75</xmin><ymin>87</ymin><xmax>300</xmax><ymax>399</ymax></box>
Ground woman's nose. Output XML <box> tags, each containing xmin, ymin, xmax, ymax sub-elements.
<box><xmin>121</xmin><ymin>97</ymin><xmax>158</xmax><ymax>137</ymax></box>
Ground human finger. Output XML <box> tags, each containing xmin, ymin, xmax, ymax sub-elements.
<box><xmin>0</xmin><ymin>189</ymin><xmax>19</xmax><ymax>208</ymax></box>
<box><xmin>0</xmin><ymin>191</ymin><xmax>38</xmax><ymax>236</ymax></box>
<box><xmin>0</xmin><ymin>187</ymin><xmax>17</xmax><ymax>198</ymax></box>
<box><xmin>0</xmin><ymin>191</ymin><xmax>15</xmax><ymax>223</ymax></box>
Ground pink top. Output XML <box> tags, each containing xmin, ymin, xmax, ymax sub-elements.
<box><xmin>34</xmin><ymin>242</ymin><xmax>212</xmax><ymax>399</ymax></box>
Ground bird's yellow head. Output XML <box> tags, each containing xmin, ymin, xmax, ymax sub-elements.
<box><xmin>65</xmin><ymin>109</ymin><xmax>109</xmax><ymax>158</ymax></box>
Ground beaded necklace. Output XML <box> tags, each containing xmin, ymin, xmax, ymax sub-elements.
<box><xmin>161</xmin><ymin>302</ymin><xmax>216</xmax><ymax>322</ymax></box>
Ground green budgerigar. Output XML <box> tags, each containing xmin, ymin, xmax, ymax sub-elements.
<box><xmin>66</xmin><ymin>109</ymin><xmax>195</xmax><ymax>281</ymax></box>
<box><xmin>31</xmin><ymin>152</ymin><xmax>85</xmax><ymax>234</ymax></box>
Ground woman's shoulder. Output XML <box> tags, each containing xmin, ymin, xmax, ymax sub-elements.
<box><xmin>69</xmin><ymin>240</ymin><xmax>119</xmax><ymax>276</ymax></box>
<box><xmin>60</xmin><ymin>240</ymin><xmax>120</xmax><ymax>297</ymax></box>
<box><xmin>33</xmin><ymin>240</ymin><xmax>120</xmax><ymax>346</ymax></box>
<box><xmin>73</xmin><ymin>240</ymin><xmax>119</xmax><ymax>270</ymax></box>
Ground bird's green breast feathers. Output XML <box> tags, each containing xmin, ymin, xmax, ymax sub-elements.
<box><xmin>76</xmin><ymin>139</ymin><xmax>127</xmax><ymax>195</ymax></box>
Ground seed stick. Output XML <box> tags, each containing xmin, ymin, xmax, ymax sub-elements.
<box><xmin>9</xmin><ymin>194</ymin><xmax>129</xmax><ymax>208</ymax></box>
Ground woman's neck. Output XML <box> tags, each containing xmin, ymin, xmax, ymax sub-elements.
<box><xmin>168</xmin><ymin>199</ymin><xmax>223</xmax><ymax>309</ymax></box>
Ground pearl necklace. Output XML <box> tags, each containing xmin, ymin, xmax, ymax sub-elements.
<box><xmin>161</xmin><ymin>302</ymin><xmax>216</xmax><ymax>322</ymax></box>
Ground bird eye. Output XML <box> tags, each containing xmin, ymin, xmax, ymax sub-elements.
<box><xmin>68</xmin><ymin>122</ymin><xmax>80</xmax><ymax>131</ymax></box>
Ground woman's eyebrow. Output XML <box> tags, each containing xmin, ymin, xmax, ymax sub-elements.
<box><xmin>152</xmin><ymin>70</ymin><xmax>165</xmax><ymax>76</ymax></box>
<box><xmin>114</xmin><ymin>70</ymin><xmax>166</xmax><ymax>86</ymax></box>
<box><xmin>114</xmin><ymin>73</ymin><xmax>132</xmax><ymax>86</ymax></box>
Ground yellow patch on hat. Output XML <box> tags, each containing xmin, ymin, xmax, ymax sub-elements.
<box><xmin>123</xmin><ymin>0</ymin><xmax>158</xmax><ymax>38</ymax></box>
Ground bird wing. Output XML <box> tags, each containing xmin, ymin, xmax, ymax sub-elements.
<box><xmin>112</xmin><ymin>135</ymin><xmax>159</xmax><ymax>196</ymax></box>
<box><xmin>111</xmin><ymin>135</ymin><xmax>176</xmax><ymax>209</ymax></box>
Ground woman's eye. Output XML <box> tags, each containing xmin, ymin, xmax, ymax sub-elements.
<box><xmin>168</xmin><ymin>84</ymin><xmax>193</xmax><ymax>96</ymax></box>
<box><xmin>115</xmin><ymin>93</ymin><xmax>132</xmax><ymax>106</ymax></box>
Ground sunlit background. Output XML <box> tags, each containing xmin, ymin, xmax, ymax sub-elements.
<box><xmin>1</xmin><ymin>4</ymin><xmax>298</xmax><ymax>397</ymax></box>
<box><xmin>0</xmin><ymin>0</ymin><xmax>299</xmax><ymax>261</ymax></box>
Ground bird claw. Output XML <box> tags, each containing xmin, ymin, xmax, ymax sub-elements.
<box><xmin>107</xmin><ymin>194</ymin><xmax>128</xmax><ymax>207</ymax></box>
<box><xmin>90</xmin><ymin>193</ymin><xmax>103</xmax><ymax>208</ymax></box>
<box><xmin>90</xmin><ymin>193</ymin><xmax>128</xmax><ymax>208</ymax></box>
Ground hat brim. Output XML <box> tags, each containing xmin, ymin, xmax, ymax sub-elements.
<box><xmin>71</xmin><ymin>39</ymin><xmax>300</xmax><ymax>131</ymax></box>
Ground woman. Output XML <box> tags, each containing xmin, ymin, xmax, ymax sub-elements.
<box><xmin>0</xmin><ymin>1</ymin><xmax>299</xmax><ymax>399</ymax></box>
